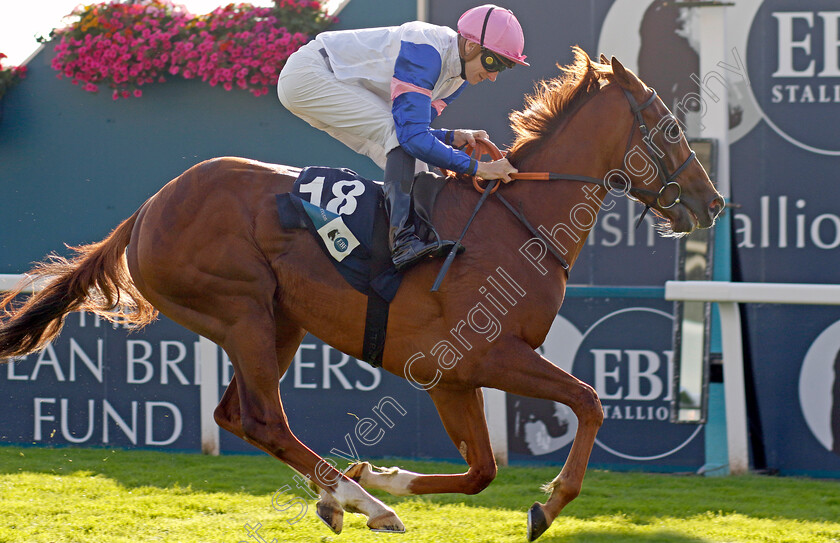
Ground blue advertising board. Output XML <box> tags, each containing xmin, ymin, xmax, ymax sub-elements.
<box><xmin>217</xmin><ymin>337</ymin><xmax>458</xmax><ymax>461</ymax></box>
<box><xmin>0</xmin><ymin>307</ymin><xmax>459</xmax><ymax>462</ymax></box>
<box><xmin>0</xmin><ymin>312</ymin><xmax>201</xmax><ymax>450</ymax></box>
<box><xmin>730</xmin><ymin>0</ymin><xmax>840</xmax><ymax>475</ymax></box>
<box><xmin>431</xmin><ymin>0</ymin><xmax>840</xmax><ymax>475</ymax></box>
<box><xmin>507</xmin><ymin>296</ymin><xmax>704</xmax><ymax>471</ymax></box>
<box><xmin>0</xmin><ymin>299</ymin><xmax>704</xmax><ymax>471</ymax></box>
<box><xmin>2</xmin><ymin>0</ymin><xmax>840</xmax><ymax>477</ymax></box>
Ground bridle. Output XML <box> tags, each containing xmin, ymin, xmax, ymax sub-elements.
<box><xmin>433</xmin><ymin>86</ymin><xmax>698</xmax><ymax>290</ymax></box>
<box><xmin>461</xmin><ymin>85</ymin><xmax>700</xmax><ymax>274</ymax></box>
<box><xmin>474</xmin><ymin>85</ymin><xmax>698</xmax><ymax>224</ymax></box>
<box><xmin>620</xmin><ymin>87</ymin><xmax>696</xmax><ymax>224</ymax></box>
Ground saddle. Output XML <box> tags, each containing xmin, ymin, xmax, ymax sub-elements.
<box><xmin>275</xmin><ymin>166</ymin><xmax>450</xmax><ymax>365</ymax></box>
<box><xmin>276</xmin><ymin>166</ymin><xmax>450</xmax><ymax>298</ymax></box>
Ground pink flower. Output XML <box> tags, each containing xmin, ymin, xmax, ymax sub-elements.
<box><xmin>49</xmin><ymin>0</ymin><xmax>334</xmax><ymax>99</ymax></box>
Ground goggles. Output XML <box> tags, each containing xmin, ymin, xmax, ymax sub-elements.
<box><xmin>480</xmin><ymin>48</ymin><xmax>515</xmax><ymax>73</ymax></box>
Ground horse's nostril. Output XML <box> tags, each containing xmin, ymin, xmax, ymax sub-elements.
<box><xmin>709</xmin><ymin>197</ymin><xmax>725</xmax><ymax>218</ymax></box>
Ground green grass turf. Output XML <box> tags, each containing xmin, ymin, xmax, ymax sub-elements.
<box><xmin>0</xmin><ymin>446</ymin><xmax>838</xmax><ymax>542</ymax></box>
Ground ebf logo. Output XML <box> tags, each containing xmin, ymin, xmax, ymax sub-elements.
<box><xmin>747</xmin><ymin>0</ymin><xmax>840</xmax><ymax>155</ymax></box>
<box><xmin>530</xmin><ymin>308</ymin><xmax>702</xmax><ymax>462</ymax></box>
<box><xmin>599</xmin><ymin>0</ymin><xmax>839</xmax><ymax>154</ymax></box>
<box><xmin>571</xmin><ymin>308</ymin><xmax>700</xmax><ymax>461</ymax></box>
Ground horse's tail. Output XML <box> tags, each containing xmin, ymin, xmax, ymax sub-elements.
<box><xmin>0</xmin><ymin>209</ymin><xmax>157</xmax><ymax>360</ymax></box>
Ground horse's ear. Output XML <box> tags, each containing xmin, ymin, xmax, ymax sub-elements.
<box><xmin>599</xmin><ymin>53</ymin><xmax>608</xmax><ymax>64</ymax></box>
<box><xmin>610</xmin><ymin>55</ymin><xmax>635</xmax><ymax>89</ymax></box>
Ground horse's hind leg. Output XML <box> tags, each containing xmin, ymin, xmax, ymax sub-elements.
<box><xmin>347</xmin><ymin>386</ymin><xmax>497</xmax><ymax>497</ymax></box>
<box><xmin>215</xmin><ymin>312</ymin><xmax>401</xmax><ymax>532</ymax></box>
<box><xmin>213</xmin><ymin>323</ymin><xmax>345</xmax><ymax>534</ymax></box>
<box><xmin>213</xmin><ymin>317</ymin><xmax>305</xmax><ymax>442</ymax></box>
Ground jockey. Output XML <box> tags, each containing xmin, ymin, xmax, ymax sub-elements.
<box><xmin>277</xmin><ymin>4</ymin><xmax>528</xmax><ymax>271</ymax></box>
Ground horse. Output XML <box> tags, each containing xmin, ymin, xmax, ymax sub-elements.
<box><xmin>0</xmin><ymin>47</ymin><xmax>724</xmax><ymax>541</ymax></box>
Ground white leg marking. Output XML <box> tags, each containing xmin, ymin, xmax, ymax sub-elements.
<box><xmin>351</xmin><ymin>463</ymin><xmax>420</xmax><ymax>496</ymax></box>
<box><xmin>332</xmin><ymin>479</ymin><xmax>391</xmax><ymax>516</ymax></box>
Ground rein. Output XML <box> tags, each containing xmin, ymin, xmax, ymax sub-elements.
<box><xmin>475</xmin><ymin>88</ymin><xmax>695</xmax><ymax>206</ymax></box>
<box><xmin>431</xmin><ymin>86</ymin><xmax>698</xmax><ymax>292</ymax></box>
<box><xmin>472</xmin><ymin>85</ymin><xmax>697</xmax><ymax>231</ymax></box>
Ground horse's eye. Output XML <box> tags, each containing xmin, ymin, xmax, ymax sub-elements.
<box><xmin>663</xmin><ymin>117</ymin><xmax>682</xmax><ymax>144</ymax></box>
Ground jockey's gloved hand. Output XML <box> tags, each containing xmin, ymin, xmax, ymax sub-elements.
<box><xmin>476</xmin><ymin>157</ymin><xmax>518</xmax><ymax>183</ymax></box>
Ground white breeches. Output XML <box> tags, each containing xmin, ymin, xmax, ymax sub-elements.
<box><xmin>277</xmin><ymin>42</ymin><xmax>401</xmax><ymax>171</ymax></box>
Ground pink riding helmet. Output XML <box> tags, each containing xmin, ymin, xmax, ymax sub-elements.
<box><xmin>457</xmin><ymin>4</ymin><xmax>529</xmax><ymax>66</ymax></box>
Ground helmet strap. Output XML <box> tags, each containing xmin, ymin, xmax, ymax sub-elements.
<box><xmin>459</xmin><ymin>5</ymin><xmax>496</xmax><ymax>79</ymax></box>
<box><xmin>479</xmin><ymin>6</ymin><xmax>495</xmax><ymax>48</ymax></box>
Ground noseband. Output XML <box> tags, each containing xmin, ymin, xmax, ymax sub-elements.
<box><xmin>460</xmin><ymin>85</ymin><xmax>701</xmax><ymax>277</ymax></box>
<box><xmin>622</xmin><ymin>87</ymin><xmax>696</xmax><ymax>224</ymax></box>
<box><xmin>476</xmin><ymin>85</ymin><xmax>698</xmax><ymax>223</ymax></box>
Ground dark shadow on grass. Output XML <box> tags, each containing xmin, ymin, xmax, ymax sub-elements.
<box><xmin>0</xmin><ymin>447</ymin><xmax>480</xmax><ymax>497</ymax></box>
<box><xmin>1</xmin><ymin>446</ymin><xmax>838</xmax><ymax>529</ymax></box>
<box><xmin>540</xmin><ymin>531</ymin><xmax>710</xmax><ymax>543</ymax></box>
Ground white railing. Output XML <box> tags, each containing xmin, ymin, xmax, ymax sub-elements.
<box><xmin>665</xmin><ymin>280</ymin><xmax>840</xmax><ymax>475</ymax></box>
<box><xmin>9</xmin><ymin>273</ymin><xmax>835</xmax><ymax>472</ymax></box>
<box><xmin>0</xmin><ymin>274</ymin><xmax>37</xmax><ymax>293</ymax></box>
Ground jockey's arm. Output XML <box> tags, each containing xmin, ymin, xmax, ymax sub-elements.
<box><xmin>391</xmin><ymin>41</ymin><xmax>481</xmax><ymax>175</ymax></box>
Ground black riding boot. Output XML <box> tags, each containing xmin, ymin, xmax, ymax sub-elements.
<box><xmin>384</xmin><ymin>147</ymin><xmax>456</xmax><ymax>271</ymax></box>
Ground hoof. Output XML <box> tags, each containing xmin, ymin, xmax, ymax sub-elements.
<box><xmin>367</xmin><ymin>511</ymin><xmax>406</xmax><ymax>533</ymax></box>
<box><xmin>316</xmin><ymin>499</ymin><xmax>343</xmax><ymax>534</ymax></box>
<box><xmin>527</xmin><ymin>502</ymin><xmax>550</xmax><ymax>542</ymax></box>
<box><xmin>344</xmin><ymin>461</ymin><xmax>371</xmax><ymax>483</ymax></box>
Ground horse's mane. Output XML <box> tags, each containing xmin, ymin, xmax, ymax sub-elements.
<box><xmin>507</xmin><ymin>47</ymin><xmax>613</xmax><ymax>165</ymax></box>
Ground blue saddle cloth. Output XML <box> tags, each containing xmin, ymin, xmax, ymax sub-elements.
<box><xmin>276</xmin><ymin>167</ymin><xmax>402</xmax><ymax>302</ymax></box>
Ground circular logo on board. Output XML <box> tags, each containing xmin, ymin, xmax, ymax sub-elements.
<box><xmin>532</xmin><ymin>309</ymin><xmax>701</xmax><ymax>461</ymax></box>
<box><xmin>799</xmin><ymin>319</ymin><xmax>840</xmax><ymax>455</ymax></box>
<box><xmin>599</xmin><ymin>0</ymin><xmax>763</xmax><ymax>145</ymax></box>
<box><xmin>746</xmin><ymin>0</ymin><xmax>840</xmax><ymax>155</ymax></box>
<box><xmin>513</xmin><ymin>316</ymin><xmax>582</xmax><ymax>456</ymax></box>
<box><xmin>571</xmin><ymin>308</ymin><xmax>701</xmax><ymax>460</ymax></box>
<box><xmin>600</xmin><ymin>0</ymin><xmax>840</xmax><ymax>155</ymax></box>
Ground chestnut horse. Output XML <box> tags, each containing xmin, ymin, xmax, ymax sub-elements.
<box><xmin>0</xmin><ymin>49</ymin><xmax>723</xmax><ymax>540</ymax></box>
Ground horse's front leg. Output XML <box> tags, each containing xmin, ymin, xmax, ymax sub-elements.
<box><xmin>474</xmin><ymin>335</ymin><xmax>604</xmax><ymax>541</ymax></box>
<box><xmin>346</xmin><ymin>386</ymin><xmax>497</xmax><ymax>497</ymax></box>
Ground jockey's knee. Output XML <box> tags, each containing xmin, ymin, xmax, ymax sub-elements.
<box><xmin>384</xmin><ymin>146</ymin><xmax>416</xmax><ymax>186</ymax></box>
